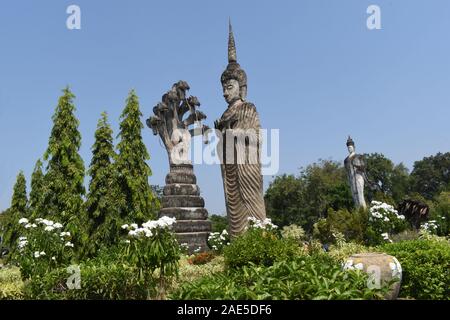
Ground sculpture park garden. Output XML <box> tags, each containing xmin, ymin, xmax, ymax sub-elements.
<box><xmin>1</xmin><ymin>9</ymin><xmax>449</xmax><ymax>301</ymax></box>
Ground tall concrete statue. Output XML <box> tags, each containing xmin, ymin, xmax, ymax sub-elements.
<box><xmin>146</xmin><ymin>81</ymin><xmax>211</xmax><ymax>253</ymax></box>
<box><xmin>214</xmin><ymin>22</ymin><xmax>266</xmax><ymax>237</ymax></box>
<box><xmin>344</xmin><ymin>136</ymin><xmax>369</xmax><ymax>209</ymax></box>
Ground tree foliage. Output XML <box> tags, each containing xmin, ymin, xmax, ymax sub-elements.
<box><xmin>29</xmin><ymin>159</ymin><xmax>45</xmax><ymax>217</ymax></box>
<box><xmin>85</xmin><ymin>112</ymin><xmax>121</xmax><ymax>253</ymax></box>
<box><xmin>265</xmin><ymin>160</ymin><xmax>352</xmax><ymax>232</ymax></box>
<box><xmin>39</xmin><ymin>87</ymin><xmax>85</xmax><ymax>239</ymax></box>
<box><xmin>116</xmin><ymin>90</ymin><xmax>159</xmax><ymax>223</ymax></box>
<box><xmin>410</xmin><ymin>152</ymin><xmax>450</xmax><ymax>200</ymax></box>
<box><xmin>364</xmin><ymin>153</ymin><xmax>410</xmax><ymax>205</ymax></box>
<box><xmin>1</xmin><ymin>172</ymin><xmax>28</xmax><ymax>250</ymax></box>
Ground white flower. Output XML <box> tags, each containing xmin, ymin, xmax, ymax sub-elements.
<box><xmin>24</xmin><ymin>223</ymin><xmax>32</xmax><ymax>229</ymax></box>
<box><xmin>130</xmin><ymin>223</ymin><xmax>138</xmax><ymax>229</ymax></box>
<box><xmin>34</xmin><ymin>251</ymin><xmax>41</xmax><ymax>258</ymax></box>
<box><xmin>354</xmin><ymin>263</ymin><xmax>364</xmax><ymax>270</ymax></box>
<box><xmin>18</xmin><ymin>240</ymin><xmax>28</xmax><ymax>249</ymax></box>
<box><xmin>128</xmin><ymin>230</ymin><xmax>138</xmax><ymax>237</ymax></box>
<box><xmin>44</xmin><ymin>226</ymin><xmax>55</xmax><ymax>232</ymax></box>
<box><xmin>51</xmin><ymin>257</ymin><xmax>56</xmax><ymax>261</ymax></box>
<box><xmin>31</xmin><ymin>224</ymin><xmax>37</xmax><ymax>228</ymax></box>
<box><xmin>381</xmin><ymin>233</ymin><xmax>390</xmax><ymax>240</ymax></box>
<box><xmin>384</xmin><ymin>217</ymin><xmax>390</xmax><ymax>222</ymax></box>
<box><xmin>124</xmin><ymin>240</ymin><xmax>131</xmax><ymax>244</ymax></box>
<box><xmin>40</xmin><ymin>251</ymin><xmax>46</xmax><ymax>256</ymax></box>
<box><xmin>64</xmin><ymin>242</ymin><xmax>74</xmax><ymax>248</ymax></box>
<box><xmin>144</xmin><ymin>229</ymin><xmax>153</xmax><ymax>238</ymax></box>
<box><xmin>157</xmin><ymin>216</ymin><xmax>176</xmax><ymax>228</ymax></box>
<box><xmin>60</xmin><ymin>231</ymin><xmax>71</xmax><ymax>237</ymax></box>
<box><xmin>53</xmin><ymin>223</ymin><xmax>63</xmax><ymax>229</ymax></box>
<box><xmin>121</xmin><ymin>224</ymin><xmax>129</xmax><ymax>230</ymax></box>
<box><xmin>19</xmin><ymin>236</ymin><xmax>27</xmax><ymax>241</ymax></box>
<box><xmin>42</xmin><ymin>219</ymin><xmax>54</xmax><ymax>226</ymax></box>
<box><xmin>18</xmin><ymin>218</ymin><xmax>29</xmax><ymax>225</ymax></box>
<box><xmin>343</xmin><ymin>260</ymin><xmax>354</xmax><ymax>270</ymax></box>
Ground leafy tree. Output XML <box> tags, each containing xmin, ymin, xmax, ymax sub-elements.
<box><xmin>85</xmin><ymin>112</ymin><xmax>121</xmax><ymax>253</ymax></box>
<box><xmin>39</xmin><ymin>87</ymin><xmax>85</xmax><ymax>239</ymax></box>
<box><xmin>429</xmin><ymin>191</ymin><xmax>450</xmax><ymax>236</ymax></box>
<box><xmin>410</xmin><ymin>152</ymin><xmax>450</xmax><ymax>200</ymax></box>
<box><xmin>265</xmin><ymin>174</ymin><xmax>305</xmax><ymax>228</ymax></box>
<box><xmin>116</xmin><ymin>90</ymin><xmax>159</xmax><ymax>223</ymax></box>
<box><xmin>209</xmin><ymin>214</ymin><xmax>229</xmax><ymax>233</ymax></box>
<box><xmin>2</xmin><ymin>171</ymin><xmax>28</xmax><ymax>251</ymax></box>
<box><xmin>265</xmin><ymin>160</ymin><xmax>352</xmax><ymax>232</ymax></box>
<box><xmin>29</xmin><ymin>159</ymin><xmax>45</xmax><ymax>217</ymax></box>
<box><xmin>151</xmin><ymin>185</ymin><xmax>164</xmax><ymax>202</ymax></box>
<box><xmin>364</xmin><ymin>153</ymin><xmax>410</xmax><ymax>205</ymax></box>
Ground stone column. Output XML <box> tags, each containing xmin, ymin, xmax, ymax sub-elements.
<box><xmin>159</xmin><ymin>163</ymin><xmax>211</xmax><ymax>254</ymax></box>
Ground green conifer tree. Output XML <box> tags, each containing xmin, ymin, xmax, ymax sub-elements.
<box><xmin>2</xmin><ymin>171</ymin><xmax>28</xmax><ymax>251</ymax></box>
<box><xmin>116</xmin><ymin>90</ymin><xmax>159</xmax><ymax>223</ymax></box>
<box><xmin>40</xmin><ymin>87</ymin><xmax>85</xmax><ymax>237</ymax></box>
<box><xmin>85</xmin><ymin>112</ymin><xmax>121</xmax><ymax>252</ymax></box>
<box><xmin>29</xmin><ymin>159</ymin><xmax>45</xmax><ymax>217</ymax></box>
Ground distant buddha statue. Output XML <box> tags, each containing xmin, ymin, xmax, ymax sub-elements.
<box><xmin>344</xmin><ymin>136</ymin><xmax>369</xmax><ymax>209</ymax></box>
<box><xmin>214</xmin><ymin>22</ymin><xmax>266</xmax><ymax>237</ymax></box>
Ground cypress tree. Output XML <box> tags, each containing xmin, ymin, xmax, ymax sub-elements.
<box><xmin>40</xmin><ymin>87</ymin><xmax>85</xmax><ymax>236</ymax></box>
<box><xmin>116</xmin><ymin>90</ymin><xmax>159</xmax><ymax>223</ymax></box>
<box><xmin>2</xmin><ymin>171</ymin><xmax>28</xmax><ymax>251</ymax></box>
<box><xmin>29</xmin><ymin>159</ymin><xmax>44</xmax><ymax>217</ymax></box>
<box><xmin>85</xmin><ymin>112</ymin><xmax>121</xmax><ymax>251</ymax></box>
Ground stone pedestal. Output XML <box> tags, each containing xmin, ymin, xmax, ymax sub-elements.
<box><xmin>159</xmin><ymin>164</ymin><xmax>211</xmax><ymax>254</ymax></box>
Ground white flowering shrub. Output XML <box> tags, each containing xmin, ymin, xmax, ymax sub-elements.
<box><xmin>367</xmin><ymin>201</ymin><xmax>408</xmax><ymax>245</ymax></box>
<box><xmin>15</xmin><ymin>218</ymin><xmax>74</xmax><ymax>279</ymax></box>
<box><xmin>207</xmin><ymin>229</ymin><xmax>230</xmax><ymax>254</ymax></box>
<box><xmin>247</xmin><ymin>217</ymin><xmax>278</xmax><ymax>231</ymax></box>
<box><xmin>281</xmin><ymin>224</ymin><xmax>307</xmax><ymax>244</ymax></box>
<box><xmin>420</xmin><ymin>220</ymin><xmax>439</xmax><ymax>235</ymax></box>
<box><xmin>121</xmin><ymin>216</ymin><xmax>181</xmax><ymax>299</ymax></box>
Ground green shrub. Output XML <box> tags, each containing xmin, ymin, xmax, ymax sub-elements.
<box><xmin>13</xmin><ymin>217</ymin><xmax>75</xmax><ymax>280</ymax></box>
<box><xmin>169</xmin><ymin>255</ymin><xmax>225</xmax><ymax>294</ymax></box>
<box><xmin>313</xmin><ymin>209</ymin><xmax>367</xmax><ymax>244</ymax></box>
<box><xmin>24</xmin><ymin>258</ymin><xmax>154</xmax><ymax>300</ymax></box>
<box><xmin>328</xmin><ymin>242</ymin><xmax>375</xmax><ymax>263</ymax></box>
<box><xmin>281</xmin><ymin>224</ymin><xmax>307</xmax><ymax>244</ymax></box>
<box><xmin>429</xmin><ymin>192</ymin><xmax>450</xmax><ymax>236</ymax></box>
<box><xmin>0</xmin><ymin>267</ymin><xmax>24</xmax><ymax>300</ymax></box>
<box><xmin>223</xmin><ymin>228</ymin><xmax>301</xmax><ymax>269</ymax></box>
<box><xmin>170</xmin><ymin>253</ymin><xmax>387</xmax><ymax>300</ymax></box>
<box><xmin>380</xmin><ymin>238</ymin><xmax>450</xmax><ymax>300</ymax></box>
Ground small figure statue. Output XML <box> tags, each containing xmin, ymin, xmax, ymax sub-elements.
<box><xmin>344</xmin><ymin>136</ymin><xmax>370</xmax><ymax>209</ymax></box>
<box><xmin>214</xmin><ymin>22</ymin><xmax>266</xmax><ymax>237</ymax></box>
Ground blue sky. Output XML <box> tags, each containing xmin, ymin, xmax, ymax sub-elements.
<box><xmin>1</xmin><ymin>0</ymin><xmax>449</xmax><ymax>214</ymax></box>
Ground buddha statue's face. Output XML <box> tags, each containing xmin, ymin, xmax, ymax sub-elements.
<box><xmin>348</xmin><ymin>145</ymin><xmax>355</xmax><ymax>154</ymax></box>
<box><xmin>223</xmin><ymin>79</ymin><xmax>241</xmax><ymax>105</ymax></box>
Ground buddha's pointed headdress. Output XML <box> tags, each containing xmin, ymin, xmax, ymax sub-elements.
<box><xmin>346</xmin><ymin>136</ymin><xmax>355</xmax><ymax>147</ymax></box>
<box><xmin>221</xmin><ymin>20</ymin><xmax>247</xmax><ymax>99</ymax></box>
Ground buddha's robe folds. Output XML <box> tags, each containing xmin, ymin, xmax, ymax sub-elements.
<box><xmin>217</xmin><ymin>101</ymin><xmax>266</xmax><ymax>237</ymax></box>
